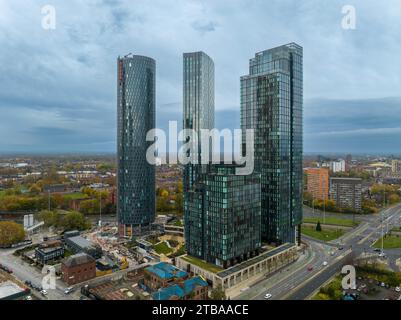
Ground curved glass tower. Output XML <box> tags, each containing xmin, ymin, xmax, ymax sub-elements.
<box><xmin>117</xmin><ymin>54</ymin><xmax>156</xmax><ymax>237</ymax></box>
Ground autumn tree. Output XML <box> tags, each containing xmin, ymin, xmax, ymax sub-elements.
<box><xmin>210</xmin><ymin>285</ymin><xmax>226</xmax><ymax>300</ymax></box>
<box><xmin>0</xmin><ymin>221</ymin><xmax>26</xmax><ymax>246</ymax></box>
<box><xmin>62</xmin><ymin>211</ymin><xmax>91</xmax><ymax>231</ymax></box>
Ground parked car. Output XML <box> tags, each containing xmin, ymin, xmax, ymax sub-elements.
<box><xmin>322</xmin><ymin>261</ymin><xmax>328</xmax><ymax>266</ymax></box>
<box><xmin>395</xmin><ymin>287</ymin><xmax>401</xmax><ymax>292</ymax></box>
<box><xmin>40</xmin><ymin>290</ymin><xmax>48</xmax><ymax>296</ymax></box>
<box><xmin>308</xmin><ymin>266</ymin><xmax>313</xmax><ymax>271</ymax></box>
<box><xmin>64</xmin><ymin>287</ymin><xmax>74</xmax><ymax>295</ymax></box>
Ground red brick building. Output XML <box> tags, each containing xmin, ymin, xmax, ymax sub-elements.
<box><xmin>304</xmin><ymin>167</ymin><xmax>329</xmax><ymax>201</ymax></box>
<box><xmin>61</xmin><ymin>253</ymin><xmax>96</xmax><ymax>285</ymax></box>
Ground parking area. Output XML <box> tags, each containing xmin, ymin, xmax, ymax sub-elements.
<box><xmin>345</xmin><ymin>277</ymin><xmax>401</xmax><ymax>300</ymax></box>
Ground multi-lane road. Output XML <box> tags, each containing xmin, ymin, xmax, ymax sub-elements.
<box><xmin>236</xmin><ymin>203</ymin><xmax>401</xmax><ymax>300</ymax></box>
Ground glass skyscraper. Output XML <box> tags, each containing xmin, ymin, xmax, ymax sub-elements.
<box><xmin>240</xmin><ymin>43</ymin><xmax>303</xmax><ymax>244</ymax></box>
<box><xmin>117</xmin><ymin>54</ymin><xmax>156</xmax><ymax>237</ymax></box>
<box><xmin>182</xmin><ymin>51</ymin><xmax>215</xmax><ymax>193</ymax></box>
<box><xmin>186</xmin><ymin>164</ymin><xmax>261</xmax><ymax>268</ymax></box>
<box><xmin>183</xmin><ymin>51</ymin><xmax>215</xmax><ymax>255</ymax></box>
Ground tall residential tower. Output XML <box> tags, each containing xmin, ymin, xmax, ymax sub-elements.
<box><xmin>117</xmin><ymin>54</ymin><xmax>156</xmax><ymax>237</ymax></box>
<box><xmin>183</xmin><ymin>51</ymin><xmax>215</xmax><ymax>259</ymax></box>
<box><xmin>241</xmin><ymin>43</ymin><xmax>303</xmax><ymax>244</ymax></box>
<box><xmin>182</xmin><ymin>51</ymin><xmax>215</xmax><ymax>192</ymax></box>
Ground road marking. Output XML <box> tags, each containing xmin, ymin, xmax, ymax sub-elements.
<box><xmin>280</xmin><ymin>249</ymin><xmax>352</xmax><ymax>300</ymax></box>
<box><xmin>237</xmin><ymin>246</ymin><xmax>315</xmax><ymax>300</ymax></box>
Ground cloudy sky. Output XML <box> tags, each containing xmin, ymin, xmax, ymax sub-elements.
<box><xmin>0</xmin><ymin>0</ymin><xmax>401</xmax><ymax>154</ymax></box>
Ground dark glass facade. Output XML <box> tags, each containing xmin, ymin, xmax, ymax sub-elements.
<box><xmin>117</xmin><ymin>55</ymin><xmax>156</xmax><ymax>237</ymax></box>
<box><xmin>182</xmin><ymin>51</ymin><xmax>215</xmax><ymax>193</ymax></box>
<box><xmin>183</xmin><ymin>52</ymin><xmax>215</xmax><ymax>255</ymax></box>
<box><xmin>186</xmin><ymin>164</ymin><xmax>261</xmax><ymax>268</ymax></box>
<box><xmin>240</xmin><ymin>43</ymin><xmax>303</xmax><ymax>244</ymax></box>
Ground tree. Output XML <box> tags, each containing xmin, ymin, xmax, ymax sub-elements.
<box><xmin>79</xmin><ymin>199</ymin><xmax>100</xmax><ymax>215</ymax></box>
<box><xmin>0</xmin><ymin>221</ymin><xmax>26</xmax><ymax>246</ymax></box>
<box><xmin>303</xmin><ymin>191</ymin><xmax>313</xmax><ymax>206</ymax></box>
<box><xmin>210</xmin><ymin>285</ymin><xmax>226</xmax><ymax>300</ymax></box>
<box><xmin>28</xmin><ymin>183</ymin><xmax>41</xmax><ymax>195</ymax></box>
<box><xmin>316</xmin><ymin>221</ymin><xmax>322</xmax><ymax>232</ymax></box>
<box><xmin>176</xmin><ymin>182</ymin><xmax>183</xmax><ymax>194</ymax></box>
<box><xmin>39</xmin><ymin>210</ymin><xmax>61</xmax><ymax>227</ymax></box>
<box><xmin>62</xmin><ymin>211</ymin><xmax>91</xmax><ymax>231</ymax></box>
<box><xmin>175</xmin><ymin>193</ymin><xmax>183</xmax><ymax>213</ymax></box>
<box><xmin>388</xmin><ymin>194</ymin><xmax>400</xmax><ymax>205</ymax></box>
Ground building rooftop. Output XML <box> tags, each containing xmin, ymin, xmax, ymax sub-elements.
<box><xmin>62</xmin><ymin>253</ymin><xmax>95</xmax><ymax>268</ymax></box>
<box><xmin>0</xmin><ymin>281</ymin><xmax>27</xmax><ymax>300</ymax></box>
<box><xmin>36</xmin><ymin>246</ymin><xmax>63</xmax><ymax>254</ymax></box>
<box><xmin>146</xmin><ymin>262</ymin><xmax>187</xmax><ymax>280</ymax></box>
<box><xmin>330</xmin><ymin>177</ymin><xmax>362</xmax><ymax>182</ymax></box>
<box><xmin>217</xmin><ymin>243</ymin><xmax>294</xmax><ymax>278</ymax></box>
<box><xmin>152</xmin><ymin>276</ymin><xmax>208</xmax><ymax>300</ymax></box>
<box><xmin>66</xmin><ymin>236</ymin><xmax>93</xmax><ymax>249</ymax></box>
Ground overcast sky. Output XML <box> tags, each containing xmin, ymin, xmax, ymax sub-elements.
<box><xmin>1</xmin><ymin>0</ymin><xmax>401</xmax><ymax>154</ymax></box>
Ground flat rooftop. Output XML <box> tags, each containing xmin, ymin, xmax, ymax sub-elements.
<box><xmin>216</xmin><ymin>243</ymin><xmax>295</xmax><ymax>278</ymax></box>
<box><xmin>0</xmin><ymin>281</ymin><xmax>26</xmax><ymax>300</ymax></box>
<box><xmin>67</xmin><ymin>235</ymin><xmax>93</xmax><ymax>248</ymax></box>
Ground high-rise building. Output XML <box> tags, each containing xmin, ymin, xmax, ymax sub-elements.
<box><xmin>329</xmin><ymin>177</ymin><xmax>362</xmax><ymax>211</ymax></box>
<box><xmin>345</xmin><ymin>154</ymin><xmax>352</xmax><ymax>172</ymax></box>
<box><xmin>391</xmin><ymin>160</ymin><xmax>401</xmax><ymax>174</ymax></box>
<box><xmin>117</xmin><ymin>54</ymin><xmax>156</xmax><ymax>237</ymax></box>
<box><xmin>186</xmin><ymin>163</ymin><xmax>261</xmax><ymax>268</ymax></box>
<box><xmin>183</xmin><ymin>51</ymin><xmax>215</xmax><ymax>256</ymax></box>
<box><xmin>241</xmin><ymin>43</ymin><xmax>303</xmax><ymax>244</ymax></box>
<box><xmin>182</xmin><ymin>51</ymin><xmax>215</xmax><ymax>192</ymax></box>
<box><xmin>304</xmin><ymin>168</ymin><xmax>329</xmax><ymax>201</ymax></box>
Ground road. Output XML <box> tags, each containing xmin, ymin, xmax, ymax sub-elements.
<box><xmin>237</xmin><ymin>203</ymin><xmax>401</xmax><ymax>300</ymax></box>
<box><xmin>236</xmin><ymin>239</ymin><xmax>338</xmax><ymax>300</ymax></box>
<box><xmin>0</xmin><ymin>231</ymin><xmax>79</xmax><ymax>300</ymax></box>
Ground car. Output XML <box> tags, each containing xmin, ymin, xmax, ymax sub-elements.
<box><xmin>381</xmin><ymin>282</ymin><xmax>386</xmax><ymax>287</ymax></box>
<box><xmin>338</xmin><ymin>247</ymin><xmax>344</xmax><ymax>250</ymax></box>
<box><xmin>395</xmin><ymin>287</ymin><xmax>401</xmax><ymax>292</ymax></box>
<box><xmin>264</xmin><ymin>293</ymin><xmax>272</xmax><ymax>300</ymax></box>
<box><xmin>374</xmin><ymin>248</ymin><xmax>381</xmax><ymax>252</ymax></box>
<box><xmin>322</xmin><ymin>261</ymin><xmax>328</xmax><ymax>266</ymax></box>
<box><xmin>64</xmin><ymin>287</ymin><xmax>74</xmax><ymax>294</ymax></box>
<box><xmin>26</xmin><ymin>296</ymin><xmax>32</xmax><ymax>301</ymax></box>
<box><xmin>40</xmin><ymin>290</ymin><xmax>48</xmax><ymax>296</ymax></box>
<box><xmin>307</xmin><ymin>266</ymin><xmax>313</xmax><ymax>271</ymax></box>
<box><xmin>360</xmin><ymin>284</ymin><xmax>366</xmax><ymax>289</ymax></box>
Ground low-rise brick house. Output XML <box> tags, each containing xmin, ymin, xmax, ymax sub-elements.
<box><xmin>152</xmin><ymin>276</ymin><xmax>208</xmax><ymax>300</ymax></box>
<box><xmin>61</xmin><ymin>253</ymin><xmax>96</xmax><ymax>285</ymax></box>
<box><xmin>144</xmin><ymin>262</ymin><xmax>188</xmax><ymax>290</ymax></box>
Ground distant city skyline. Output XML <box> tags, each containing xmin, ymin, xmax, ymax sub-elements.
<box><xmin>1</xmin><ymin>1</ymin><xmax>401</xmax><ymax>153</ymax></box>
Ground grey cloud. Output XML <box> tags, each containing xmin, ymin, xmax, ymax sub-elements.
<box><xmin>0</xmin><ymin>0</ymin><xmax>401</xmax><ymax>153</ymax></box>
<box><xmin>191</xmin><ymin>20</ymin><xmax>218</xmax><ymax>33</ymax></box>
